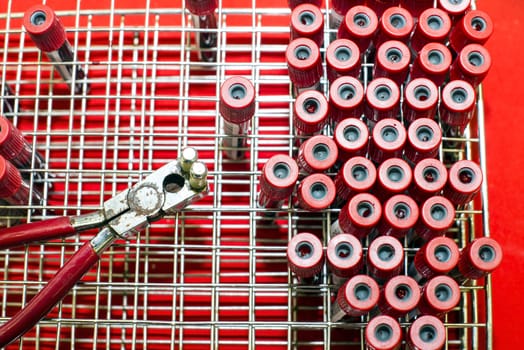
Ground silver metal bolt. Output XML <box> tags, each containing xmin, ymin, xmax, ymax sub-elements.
<box><xmin>180</xmin><ymin>147</ymin><xmax>198</xmax><ymax>173</ymax></box>
<box><xmin>190</xmin><ymin>161</ymin><xmax>208</xmax><ymax>191</ymax></box>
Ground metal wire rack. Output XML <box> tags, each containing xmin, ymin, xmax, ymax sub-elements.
<box><xmin>0</xmin><ymin>0</ymin><xmax>493</xmax><ymax>349</ymax></box>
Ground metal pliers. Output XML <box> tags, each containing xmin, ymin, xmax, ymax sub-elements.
<box><xmin>0</xmin><ymin>148</ymin><xmax>209</xmax><ymax>347</ymax></box>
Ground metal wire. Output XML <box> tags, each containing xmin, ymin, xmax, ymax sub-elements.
<box><xmin>0</xmin><ymin>0</ymin><xmax>492</xmax><ymax>349</ymax></box>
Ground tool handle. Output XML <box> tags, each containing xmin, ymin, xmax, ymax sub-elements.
<box><xmin>0</xmin><ymin>242</ymin><xmax>100</xmax><ymax>347</ymax></box>
<box><xmin>0</xmin><ymin>216</ymin><xmax>76</xmax><ymax>249</ymax></box>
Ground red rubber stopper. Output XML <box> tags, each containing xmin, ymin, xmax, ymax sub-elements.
<box><xmin>297</xmin><ymin>135</ymin><xmax>338</xmax><ymax>174</ymax></box>
<box><xmin>399</xmin><ymin>0</ymin><xmax>435</xmax><ymax>18</ymax></box>
<box><xmin>332</xmin><ymin>193</ymin><xmax>382</xmax><ymax>239</ymax></box>
<box><xmin>405</xmin><ymin>118</ymin><xmax>442</xmax><ymax>164</ymax></box>
<box><xmin>413</xmin><ymin>236</ymin><xmax>460</xmax><ymax>281</ymax></box>
<box><xmin>365</xmin><ymin>315</ymin><xmax>402</xmax><ymax>350</ymax></box>
<box><xmin>373</xmin><ymin>40</ymin><xmax>411</xmax><ymax>86</ymax></box>
<box><xmin>185</xmin><ymin>0</ymin><xmax>217</xmax><ymax>15</ymax></box>
<box><xmin>335</xmin><ymin>157</ymin><xmax>376</xmax><ymax>203</ymax></box>
<box><xmin>0</xmin><ymin>155</ymin><xmax>22</xmax><ymax>199</ymax></box>
<box><xmin>449</xmin><ymin>10</ymin><xmax>493</xmax><ymax>53</ymax></box>
<box><xmin>329</xmin><ymin>76</ymin><xmax>365</xmax><ymax>124</ymax></box>
<box><xmin>379</xmin><ymin>275</ymin><xmax>421</xmax><ymax>318</ymax></box>
<box><xmin>411</xmin><ymin>8</ymin><xmax>452</xmax><ymax>53</ymax></box>
<box><xmin>335</xmin><ymin>274</ymin><xmax>380</xmax><ymax>318</ymax></box>
<box><xmin>415</xmin><ymin>196</ymin><xmax>455</xmax><ymax>241</ymax></box>
<box><xmin>0</xmin><ymin>115</ymin><xmax>31</xmax><ymax>165</ymax></box>
<box><xmin>444</xmin><ymin>159</ymin><xmax>482</xmax><ymax>206</ymax></box>
<box><xmin>286</xmin><ymin>37</ymin><xmax>322</xmax><ymax>89</ymax></box>
<box><xmin>287</xmin><ymin>232</ymin><xmax>324</xmax><ymax>279</ymax></box>
<box><xmin>326</xmin><ymin>39</ymin><xmax>361</xmax><ymax>83</ymax></box>
<box><xmin>407</xmin><ymin>315</ymin><xmax>446</xmax><ymax>350</ymax></box>
<box><xmin>376</xmin><ymin>158</ymin><xmax>412</xmax><ymax>199</ymax></box>
<box><xmin>259</xmin><ymin>154</ymin><xmax>299</xmax><ymax>207</ymax></box>
<box><xmin>410</xmin><ymin>43</ymin><xmax>452</xmax><ymax>88</ymax></box>
<box><xmin>327</xmin><ymin>233</ymin><xmax>363</xmax><ymax>278</ymax></box>
<box><xmin>296</xmin><ymin>173</ymin><xmax>336</xmax><ymax>211</ymax></box>
<box><xmin>367</xmin><ymin>235</ymin><xmax>404</xmax><ymax>282</ymax></box>
<box><xmin>438</xmin><ymin>0</ymin><xmax>471</xmax><ymax>19</ymax></box>
<box><xmin>377</xmin><ymin>194</ymin><xmax>419</xmax><ymax>239</ymax></box>
<box><xmin>369</xmin><ymin>118</ymin><xmax>406</xmax><ymax>163</ymax></box>
<box><xmin>419</xmin><ymin>275</ymin><xmax>460</xmax><ymax>317</ymax></box>
<box><xmin>293</xmin><ymin>90</ymin><xmax>329</xmax><ymax>136</ymax></box>
<box><xmin>409</xmin><ymin>159</ymin><xmax>448</xmax><ymax>203</ymax></box>
<box><xmin>439</xmin><ymin>80</ymin><xmax>476</xmax><ymax>130</ymax></box>
<box><xmin>288</xmin><ymin>0</ymin><xmax>322</xmax><ymax>10</ymax></box>
<box><xmin>338</xmin><ymin>6</ymin><xmax>379</xmax><ymax>53</ymax></box>
<box><xmin>23</xmin><ymin>4</ymin><xmax>67</xmax><ymax>52</ymax></box>
<box><xmin>458</xmin><ymin>237</ymin><xmax>503</xmax><ymax>280</ymax></box>
<box><xmin>376</xmin><ymin>7</ymin><xmax>414</xmax><ymax>47</ymax></box>
<box><xmin>219</xmin><ymin>76</ymin><xmax>256</xmax><ymax>125</ymax></box>
<box><xmin>450</xmin><ymin>44</ymin><xmax>492</xmax><ymax>88</ymax></box>
<box><xmin>403</xmin><ymin>78</ymin><xmax>439</xmax><ymax>124</ymax></box>
<box><xmin>291</xmin><ymin>4</ymin><xmax>324</xmax><ymax>47</ymax></box>
<box><xmin>365</xmin><ymin>78</ymin><xmax>400</xmax><ymax>122</ymax></box>
<box><xmin>366</xmin><ymin>0</ymin><xmax>401</xmax><ymax>18</ymax></box>
<box><xmin>334</xmin><ymin>118</ymin><xmax>369</xmax><ymax>162</ymax></box>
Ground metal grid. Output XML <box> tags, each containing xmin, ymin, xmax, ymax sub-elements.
<box><xmin>0</xmin><ymin>0</ymin><xmax>493</xmax><ymax>349</ymax></box>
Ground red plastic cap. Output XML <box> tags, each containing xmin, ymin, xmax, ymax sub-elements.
<box><xmin>329</xmin><ymin>76</ymin><xmax>364</xmax><ymax>123</ymax></box>
<box><xmin>380</xmin><ymin>194</ymin><xmax>419</xmax><ymax>238</ymax></box>
<box><xmin>451</xmin><ymin>44</ymin><xmax>492</xmax><ymax>87</ymax></box>
<box><xmin>365</xmin><ymin>78</ymin><xmax>400</xmax><ymax>122</ymax></box>
<box><xmin>378</xmin><ymin>7</ymin><xmax>414</xmax><ymax>43</ymax></box>
<box><xmin>338</xmin><ymin>275</ymin><xmax>380</xmax><ymax>316</ymax></box>
<box><xmin>411</xmin><ymin>159</ymin><xmax>448</xmax><ymax>200</ymax></box>
<box><xmin>411</xmin><ymin>8</ymin><xmax>451</xmax><ymax>53</ymax></box>
<box><xmin>0</xmin><ymin>115</ymin><xmax>27</xmax><ymax>161</ymax></box>
<box><xmin>370</xmin><ymin>119</ymin><xmax>406</xmax><ymax>163</ymax></box>
<box><xmin>0</xmin><ymin>155</ymin><xmax>22</xmax><ymax>198</ymax></box>
<box><xmin>367</xmin><ymin>235</ymin><xmax>403</xmax><ymax>279</ymax></box>
<box><xmin>326</xmin><ymin>39</ymin><xmax>361</xmax><ymax>82</ymax></box>
<box><xmin>297</xmin><ymin>135</ymin><xmax>338</xmax><ymax>174</ymax></box>
<box><xmin>405</xmin><ymin>118</ymin><xmax>442</xmax><ymax>163</ymax></box>
<box><xmin>291</xmin><ymin>4</ymin><xmax>324</xmax><ymax>46</ymax></box>
<box><xmin>374</xmin><ymin>40</ymin><xmax>411</xmax><ymax>85</ymax></box>
<box><xmin>336</xmin><ymin>157</ymin><xmax>377</xmax><ymax>198</ymax></box>
<box><xmin>416</xmin><ymin>236</ymin><xmax>460</xmax><ymax>276</ymax></box>
<box><xmin>23</xmin><ymin>4</ymin><xmax>67</xmax><ymax>52</ymax></box>
<box><xmin>327</xmin><ymin>233</ymin><xmax>363</xmax><ymax>278</ymax></box>
<box><xmin>287</xmin><ymin>232</ymin><xmax>324</xmax><ymax>278</ymax></box>
<box><xmin>382</xmin><ymin>275</ymin><xmax>421</xmax><ymax>316</ymax></box>
<box><xmin>445</xmin><ymin>160</ymin><xmax>482</xmax><ymax>205</ymax></box>
<box><xmin>412</xmin><ymin>43</ymin><xmax>452</xmax><ymax>87</ymax></box>
<box><xmin>297</xmin><ymin>173</ymin><xmax>336</xmax><ymax>211</ymax></box>
<box><xmin>185</xmin><ymin>0</ymin><xmax>217</xmax><ymax>15</ymax></box>
<box><xmin>337</xmin><ymin>193</ymin><xmax>382</xmax><ymax>238</ymax></box>
<box><xmin>334</xmin><ymin>118</ymin><xmax>369</xmax><ymax>161</ymax></box>
<box><xmin>438</xmin><ymin>0</ymin><xmax>471</xmax><ymax>17</ymax></box>
<box><xmin>420</xmin><ymin>196</ymin><xmax>455</xmax><ymax>233</ymax></box>
<box><xmin>260</xmin><ymin>154</ymin><xmax>299</xmax><ymax>200</ymax></box>
<box><xmin>293</xmin><ymin>90</ymin><xmax>329</xmax><ymax>135</ymax></box>
<box><xmin>377</xmin><ymin>158</ymin><xmax>412</xmax><ymax>195</ymax></box>
<box><xmin>422</xmin><ymin>275</ymin><xmax>460</xmax><ymax>314</ymax></box>
<box><xmin>286</xmin><ymin>38</ymin><xmax>322</xmax><ymax>89</ymax></box>
<box><xmin>450</xmin><ymin>10</ymin><xmax>494</xmax><ymax>52</ymax></box>
<box><xmin>338</xmin><ymin>6</ymin><xmax>378</xmax><ymax>53</ymax></box>
<box><xmin>365</xmin><ymin>315</ymin><xmax>402</xmax><ymax>350</ymax></box>
<box><xmin>408</xmin><ymin>315</ymin><xmax>446</xmax><ymax>350</ymax></box>
<box><xmin>459</xmin><ymin>237</ymin><xmax>503</xmax><ymax>279</ymax></box>
<box><xmin>219</xmin><ymin>76</ymin><xmax>256</xmax><ymax>124</ymax></box>
<box><xmin>403</xmin><ymin>78</ymin><xmax>439</xmax><ymax>123</ymax></box>
<box><xmin>440</xmin><ymin>80</ymin><xmax>476</xmax><ymax>128</ymax></box>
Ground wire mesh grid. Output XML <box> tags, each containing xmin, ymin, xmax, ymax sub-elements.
<box><xmin>0</xmin><ymin>0</ymin><xmax>493</xmax><ymax>349</ymax></box>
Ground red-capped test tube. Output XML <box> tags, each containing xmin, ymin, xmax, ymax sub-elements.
<box><xmin>288</xmin><ymin>0</ymin><xmax>322</xmax><ymax>10</ymax></box>
<box><xmin>438</xmin><ymin>0</ymin><xmax>471</xmax><ymax>20</ymax></box>
<box><xmin>409</xmin><ymin>236</ymin><xmax>460</xmax><ymax>282</ymax></box>
<box><xmin>219</xmin><ymin>76</ymin><xmax>256</xmax><ymax>160</ymax></box>
<box><xmin>410</xmin><ymin>43</ymin><xmax>452</xmax><ymax>88</ymax></box>
<box><xmin>258</xmin><ymin>154</ymin><xmax>299</xmax><ymax>209</ymax></box>
<box><xmin>449</xmin><ymin>10</ymin><xmax>494</xmax><ymax>53</ymax></box>
<box><xmin>376</xmin><ymin>7</ymin><xmax>414</xmax><ymax>47</ymax></box>
<box><xmin>367</xmin><ymin>235</ymin><xmax>404</xmax><ymax>282</ymax></box>
<box><xmin>405</xmin><ymin>118</ymin><xmax>442</xmax><ymax>164</ymax></box>
<box><xmin>293</xmin><ymin>90</ymin><xmax>329</xmax><ymax>137</ymax></box>
<box><xmin>186</xmin><ymin>0</ymin><xmax>218</xmax><ymax>62</ymax></box>
<box><xmin>373</xmin><ymin>41</ymin><xmax>411</xmax><ymax>86</ymax></box>
<box><xmin>23</xmin><ymin>5</ymin><xmax>89</xmax><ymax>94</ymax></box>
<box><xmin>287</xmin><ymin>232</ymin><xmax>324</xmax><ymax>284</ymax></box>
<box><xmin>297</xmin><ymin>135</ymin><xmax>338</xmax><ymax>174</ymax></box>
<box><xmin>376</xmin><ymin>158</ymin><xmax>413</xmax><ymax>199</ymax></box>
<box><xmin>377</xmin><ymin>195</ymin><xmax>419</xmax><ymax>239</ymax></box>
<box><xmin>329</xmin><ymin>76</ymin><xmax>365</xmax><ymax>124</ymax></box>
<box><xmin>443</xmin><ymin>160</ymin><xmax>482</xmax><ymax>206</ymax></box>
<box><xmin>414</xmin><ymin>196</ymin><xmax>455</xmax><ymax>241</ymax></box>
<box><xmin>332</xmin><ymin>274</ymin><xmax>380</xmax><ymax>321</ymax></box>
<box><xmin>407</xmin><ymin>315</ymin><xmax>446</xmax><ymax>350</ymax></box>
<box><xmin>457</xmin><ymin>237</ymin><xmax>503</xmax><ymax>281</ymax></box>
<box><xmin>338</xmin><ymin>6</ymin><xmax>379</xmax><ymax>54</ymax></box>
<box><xmin>379</xmin><ymin>275</ymin><xmax>421</xmax><ymax>318</ymax></box>
<box><xmin>326</xmin><ymin>39</ymin><xmax>361</xmax><ymax>83</ymax></box>
<box><xmin>296</xmin><ymin>173</ymin><xmax>336</xmax><ymax>211</ymax></box>
<box><xmin>334</xmin><ymin>157</ymin><xmax>376</xmax><ymax>204</ymax></box>
<box><xmin>369</xmin><ymin>119</ymin><xmax>406</xmax><ymax>164</ymax></box>
<box><xmin>334</xmin><ymin>118</ymin><xmax>369</xmax><ymax>162</ymax></box>
<box><xmin>440</xmin><ymin>80</ymin><xmax>476</xmax><ymax>132</ymax></box>
<box><xmin>365</xmin><ymin>315</ymin><xmax>402</xmax><ymax>350</ymax></box>
<box><xmin>290</xmin><ymin>4</ymin><xmax>324</xmax><ymax>47</ymax></box>
<box><xmin>366</xmin><ymin>78</ymin><xmax>401</xmax><ymax>122</ymax></box>
<box><xmin>331</xmin><ymin>193</ymin><xmax>382</xmax><ymax>239</ymax></box>
<box><xmin>403</xmin><ymin>78</ymin><xmax>439</xmax><ymax>124</ymax></box>
<box><xmin>327</xmin><ymin>233</ymin><xmax>363</xmax><ymax>284</ymax></box>
<box><xmin>417</xmin><ymin>276</ymin><xmax>460</xmax><ymax>318</ymax></box>
<box><xmin>286</xmin><ymin>38</ymin><xmax>322</xmax><ymax>95</ymax></box>
<box><xmin>399</xmin><ymin>0</ymin><xmax>435</xmax><ymax>18</ymax></box>
<box><xmin>409</xmin><ymin>159</ymin><xmax>448</xmax><ymax>202</ymax></box>
<box><xmin>0</xmin><ymin>155</ymin><xmax>41</xmax><ymax>206</ymax></box>
<box><xmin>411</xmin><ymin>8</ymin><xmax>452</xmax><ymax>53</ymax></box>
<box><xmin>450</xmin><ymin>44</ymin><xmax>492</xmax><ymax>88</ymax></box>
<box><xmin>0</xmin><ymin>115</ymin><xmax>44</xmax><ymax>171</ymax></box>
